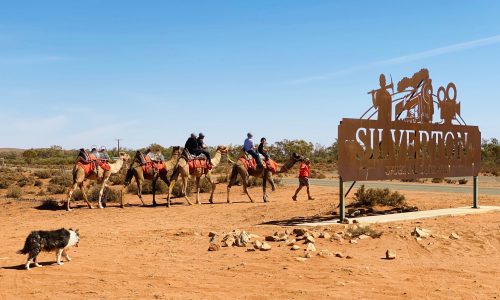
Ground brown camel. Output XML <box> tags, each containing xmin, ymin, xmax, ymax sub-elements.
<box><xmin>226</xmin><ymin>153</ymin><xmax>303</xmax><ymax>203</ymax></box>
<box><xmin>166</xmin><ymin>145</ymin><xmax>229</xmax><ymax>207</ymax></box>
<box><xmin>121</xmin><ymin>147</ymin><xmax>181</xmax><ymax>207</ymax></box>
<box><xmin>67</xmin><ymin>152</ymin><xmax>130</xmax><ymax>211</ymax></box>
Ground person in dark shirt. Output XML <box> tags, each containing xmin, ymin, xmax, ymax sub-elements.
<box><xmin>258</xmin><ymin>137</ymin><xmax>270</xmax><ymax>161</ymax></box>
<box><xmin>184</xmin><ymin>133</ymin><xmax>212</xmax><ymax>166</ymax></box>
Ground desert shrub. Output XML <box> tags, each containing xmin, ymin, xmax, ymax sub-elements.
<box><xmin>217</xmin><ymin>174</ymin><xmax>228</xmax><ymax>183</ymax></box>
<box><xmin>36</xmin><ymin>199</ymin><xmax>62</xmax><ymax>210</ymax></box>
<box><xmin>34</xmin><ymin>169</ymin><xmax>54</xmax><ymax>179</ymax></box>
<box><xmin>353</xmin><ymin>185</ymin><xmax>406</xmax><ymax>207</ymax></box>
<box><xmin>458</xmin><ymin>178</ymin><xmax>468</xmax><ymax>184</ymax></box>
<box><xmin>47</xmin><ymin>184</ymin><xmax>67</xmax><ymax>195</ymax></box>
<box><xmin>109</xmin><ymin>172</ymin><xmax>125</xmax><ymax>185</ymax></box>
<box><xmin>15</xmin><ymin>167</ymin><xmax>25</xmax><ymax>172</ymax></box>
<box><xmin>431</xmin><ymin>178</ymin><xmax>444</xmax><ymax>183</ymax></box>
<box><xmin>71</xmin><ymin>185</ymin><xmax>121</xmax><ymax>202</ymax></box>
<box><xmin>0</xmin><ymin>179</ymin><xmax>10</xmax><ymax>189</ymax></box>
<box><xmin>171</xmin><ymin>180</ymin><xmax>193</xmax><ymax>197</ymax></box>
<box><xmin>310</xmin><ymin>170</ymin><xmax>326</xmax><ymax>179</ymax></box>
<box><xmin>6</xmin><ymin>186</ymin><xmax>22</xmax><ymax>198</ymax></box>
<box><xmin>17</xmin><ymin>176</ymin><xmax>34</xmax><ymax>187</ymax></box>
<box><xmin>36</xmin><ymin>189</ymin><xmax>46</xmax><ymax>196</ymax></box>
<box><xmin>34</xmin><ymin>180</ymin><xmax>43</xmax><ymax>187</ymax></box>
<box><xmin>49</xmin><ymin>174</ymin><xmax>72</xmax><ymax>187</ymax></box>
<box><xmin>346</xmin><ymin>225</ymin><xmax>383</xmax><ymax>239</ymax></box>
<box><xmin>444</xmin><ymin>179</ymin><xmax>457</xmax><ymax>184</ymax></box>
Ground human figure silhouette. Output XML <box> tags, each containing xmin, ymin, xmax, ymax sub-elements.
<box><xmin>372</xmin><ymin>74</ymin><xmax>392</xmax><ymax>123</ymax></box>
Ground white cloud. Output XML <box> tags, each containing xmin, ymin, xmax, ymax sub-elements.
<box><xmin>291</xmin><ymin>34</ymin><xmax>500</xmax><ymax>84</ymax></box>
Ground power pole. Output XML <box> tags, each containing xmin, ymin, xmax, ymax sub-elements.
<box><xmin>115</xmin><ymin>138</ymin><xmax>122</xmax><ymax>155</ymax></box>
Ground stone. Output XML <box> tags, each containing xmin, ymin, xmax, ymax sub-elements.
<box><xmin>335</xmin><ymin>252</ymin><xmax>345</xmax><ymax>258</ymax></box>
<box><xmin>385</xmin><ymin>249</ymin><xmax>396</xmax><ymax>259</ymax></box>
<box><xmin>346</xmin><ymin>255</ymin><xmax>353</xmax><ymax>259</ymax></box>
<box><xmin>305</xmin><ymin>252</ymin><xmax>313</xmax><ymax>258</ymax></box>
<box><xmin>246</xmin><ymin>247</ymin><xmax>256</xmax><ymax>252</ymax></box>
<box><xmin>208</xmin><ymin>235</ymin><xmax>217</xmax><ymax>244</ymax></box>
<box><xmin>319</xmin><ymin>232</ymin><xmax>331</xmax><ymax>239</ymax></box>
<box><xmin>248</xmin><ymin>233</ymin><xmax>261</xmax><ymax>240</ymax></box>
<box><xmin>285</xmin><ymin>229</ymin><xmax>293</xmax><ymax>235</ymax></box>
<box><xmin>208</xmin><ymin>231</ymin><xmax>217</xmax><ymax>237</ymax></box>
<box><xmin>412</xmin><ymin>227</ymin><xmax>431</xmax><ymax>238</ymax></box>
<box><xmin>305</xmin><ymin>243</ymin><xmax>316</xmax><ymax>252</ymax></box>
<box><xmin>305</xmin><ymin>236</ymin><xmax>316</xmax><ymax>244</ymax></box>
<box><xmin>331</xmin><ymin>233</ymin><xmax>343</xmax><ymax>241</ymax></box>
<box><xmin>312</xmin><ymin>232</ymin><xmax>321</xmax><ymax>238</ymax></box>
<box><xmin>237</xmin><ymin>231</ymin><xmax>250</xmax><ymax>246</ymax></box>
<box><xmin>449</xmin><ymin>232</ymin><xmax>460</xmax><ymax>240</ymax></box>
<box><xmin>317</xmin><ymin>250</ymin><xmax>333</xmax><ymax>258</ymax></box>
<box><xmin>260</xmin><ymin>242</ymin><xmax>271</xmax><ymax>251</ymax></box>
<box><xmin>291</xmin><ymin>245</ymin><xmax>301</xmax><ymax>251</ymax></box>
<box><xmin>296</xmin><ymin>257</ymin><xmax>308</xmax><ymax>262</ymax></box>
<box><xmin>254</xmin><ymin>240</ymin><xmax>262</xmax><ymax>249</ymax></box>
<box><xmin>293</xmin><ymin>228</ymin><xmax>307</xmax><ymax>236</ymax></box>
<box><xmin>265</xmin><ymin>235</ymin><xmax>279</xmax><ymax>242</ymax></box>
<box><xmin>358</xmin><ymin>234</ymin><xmax>370</xmax><ymax>240</ymax></box>
<box><xmin>222</xmin><ymin>235</ymin><xmax>235</xmax><ymax>247</ymax></box>
<box><xmin>277</xmin><ymin>233</ymin><xmax>289</xmax><ymax>241</ymax></box>
<box><xmin>349</xmin><ymin>239</ymin><xmax>358</xmax><ymax>244</ymax></box>
<box><xmin>208</xmin><ymin>243</ymin><xmax>220</xmax><ymax>251</ymax></box>
<box><xmin>285</xmin><ymin>239</ymin><xmax>296</xmax><ymax>246</ymax></box>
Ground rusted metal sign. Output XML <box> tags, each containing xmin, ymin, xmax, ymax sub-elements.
<box><xmin>338</xmin><ymin>69</ymin><xmax>481</xmax><ymax>181</ymax></box>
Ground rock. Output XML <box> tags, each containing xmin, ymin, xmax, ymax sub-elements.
<box><xmin>385</xmin><ymin>249</ymin><xmax>396</xmax><ymax>259</ymax></box>
<box><xmin>285</xmin><ymin>239</ymin><xmax>296</xmax><ymax>246</ymax></box>
<box><xmin>236</xmin><ymin>231</ymin><xmax>250</xmax><ymax>247</ymax></box>
<box><xmin>222</xmin><ymin>235</ymin><xmax>236</xmax><ymax>247</ymax></box>
<box><xmin>246</xmin><ymin>247</ymin><xmax>256</xmax><ymax>252</ymax></box>
<box><xmin>305</xmin><ymin>236</ymin><xmax>316</xmax><ymax>244</ymax></box>
<box><xmin>358</xmin><ymin>234</ymin><xmax>370</xmax><ymax>240</ymax></box>
<box><xmin>335</xmin><ymin>252</ymin><xmax>345</xmax><ymax>258</ymax></box>
<box><xmin>208</xmin><ymin>231</ymin><xmax>217</xmax><ymax>237</ymax></box>
<box><xmin>285</xmin><ymin>229</ymin><xmax>293</xmax><ymax>235</ymax></box>
<box><xmin>248</xmin><ymin>233</ymin><xmax>261</xmax><ymax>240</ymax></box>
<box><xmin>260</xmin><ymin>242</ymin><xmax>272</xmax><ymax>251</ymax></box>
<box><xmin>277</xmin><ymin>233</ymin><xmax>289</xmax><ymax>241</ymax></box>
<box><xmin>312</xmin><ymin>232</ymin><xmax>321</xmax><ymax>238</ymax></box>
<box><xmin>317</xmin><ymin>250</ymin><xmax>333</xmax><ymax>258</ymax></box>
<box><xmin>319</xmin><ymin>232</ymin><xmax>331</xmax><ymax>239</ymax></box>
<box><xmin>208</xmin><ymin>235</ymin><xmax>217</xmax><ymax>244</ymax></box>
<box><xmin>305</xmin><ymin>252</ymin><xmax>313</xmax><ymax>258</ymax></box>
<box><xmin>291</xmin><ymin>245</ymin><xmax>301</xmax><ymax>251</ymax></box>
<box><xmin>349</xmin><ymin>239</ymin><xmax>358</xmax><ymax>244</ymax></box>
<box><xmin>346</xmin><ymin>255</ymin><xmax>353</xmax><ymax>259</ymax></box>
<box><xmin>293</xmin><ymin>228</ymin><xmax>307</xmax><ymax>236</ymax></box>
<box><xmin>305</xmin><ymin>243</ymin><xmax>316</xmax><ymax>252</ymax></box>
<box><xmin>449</xmin><ymin>232</ymin><xmax>460</xmax><ymax>240</ymax></box>
<box><xmin>208</xmin><ymin>243</ymin><xmax>220</xmax><ymax>251</ymax></box>
<box><xmin>265</xmin><ymin>235</ymin><xmax>279</xmax><ymax>242</ymax></box>
<box><xmin>412</xmin><ymin>227</ymin><xmax>431</xmax><ymax>238</ymax></box>
<box><xmin>331</xmin><ymin>233</ymin><xmax>343</xmax><ymax>241</ymax></box>
<box><xmin>254</xmin><ymin>240</ymin><xmax>262</xmax><ymax>249</ymax></box>
<box><xmin>296</xmin><ymin>257</ymin><xmax>308</xmax><ymax>262</ymax></box>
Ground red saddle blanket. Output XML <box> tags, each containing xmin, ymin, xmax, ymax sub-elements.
<box><xmin>77</xmin><ymin>160</ymin><xmax>110</xmax><ymax>177</ymax></box>
<box><xmin>141</xmin><ymin>159</ymin><xmax>165</xmax><ymax>176</ymax></box>
<box><xmin>239</xmin><ymin>156</ymin><xmax>278</xmax><ymax>174</ymax></box>
<box><xmin>188</xmin><ymin>158</ymin><xmax>209</xmax><ymax>175</ymax></box>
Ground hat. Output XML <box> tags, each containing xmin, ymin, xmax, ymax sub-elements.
<box><xmin>198</xmin><ymin>132</ymin><xmax>205</xmax><ymax>138</ymax></box>
<box><xmin>247</xmin><ymin>132</ymin><xmax>253</xmax><ymax>138</ymax></box>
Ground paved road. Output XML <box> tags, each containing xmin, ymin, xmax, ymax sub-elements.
<box><xmin>281</xmin><ymin>178</ymin><xmax>500</xmax><ymax>196</ymax></box>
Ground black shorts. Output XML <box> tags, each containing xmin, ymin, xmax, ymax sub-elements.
<box><xmin>299</xmin><ymin>176</ymin><xmax>309</xmax><ymax>187</ymax></box>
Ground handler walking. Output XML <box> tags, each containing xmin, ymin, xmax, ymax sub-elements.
<box><xmin>292</xmin><ymin>158</ymin><xmax>314</xmax><ymax>201</ymax></box>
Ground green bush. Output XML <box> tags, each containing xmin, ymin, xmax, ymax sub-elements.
<box><xmin>346</xmin><ymin>225</ymin><xmax>382</xmax><ymax>238</ymax></box>
<box><xmin>47</xmin><ymin>184</ymin><xmax>67</xmax><ymax>195</ymax></box>
<box><xmin>458</xmin><ymin>178</ymin><xmax>468</xmax><ymax>184</ymax></box>
<box><xmin>0</xmin><ymin>179</ymin><xmax>10</xmax><ymax>189</ymax></box>
<box><xmin>34</xmin><ymin>169</ymin><xmax>54</xmax><ymax>179</ymax></box>
<box><xmin>17</xmin><ymin>176</ymin><xmax>34</xmax><ymax>187</ymax></box>
<box><xmin>127</xmin><ymin>180</ymin><xmax>169</xmax><ymax>195</ymax></box>
<box><xmin>6</xmin><ymin>186</ymin><xmax>22</xmax><ymax>198</ymax></box>
<box><xmin>431</xmin><ymin>178</ymin><xmax>444</xmax><ymax>183</ymax></box>
<box><xmin>34</xmin><ymin>180</ymin><xmax>43</xmax><ymax>187</ymax></box>
<box><xmin>109</xmin><ymin>172</ymin><xmax>125</xmax><ymax>185</ymax></box>
<box><xmin>353</xmin><ymin>185</ymin><xmax>406</xmax><ymax>208</ymax></box>
<box><xmin>49</xmin><ymin>174</ymin><xmax>72</xmax><ymax>186</ymax></box>
<box><xmin>71</xmin><ymin>185</ymin><xmax>121</xmax><ymax>202</ymax></box>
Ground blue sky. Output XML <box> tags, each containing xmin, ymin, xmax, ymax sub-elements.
<box><xmin>0</xmin><ymin>1</ymin><xmax>499</xmax><ymax>149</ymax></box>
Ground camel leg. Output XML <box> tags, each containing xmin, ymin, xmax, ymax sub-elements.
<box><xmin>80</xmin><ymin>182</ymin><xmax>94</xmax><ymax>209</ymax></box>
<box><xmin>262</xmin><ymin>175</ymin><xmax>269</xmax><ymax>203</ymax></box>
<box><xmin>67</xmin><ymin>182</ymin><xmax>78</xmax><ymax>211</ymax></box>
<box><xmin>207</xmin><ymin>173</ymin><xmax>215</xmax><ymax>204</ymax></box>
<box><xmin>268</xmin><ymin>175</ymin><xmax>276</xmax><ymax>192</ymax></box>
<box><xmin>227</xmin><ymin>166</ymin><xmax>239</xmax><ymax>204</ymax></box>
<box><xmin>238</xmin><ymin>169</ymin><xmax>254</xmax><ymax>203</ymax></box>
<box><xmin>166</xmin><ymin>180</ymin><xmax>175</xmax><ymax>208</ymax></box>
<box><xmin>120</xmin><ymin>185</ymin><xmax>126</xmax><ymax>208</ymax></box>
<box><xmin>137</xmin><ymin>179</ymin><xmax>145</xmax><ymax>206</ymax></box>
<box><xmin>182</xmin><ymin>176</ymin><xmax>193</xmax><ymax>205</ymax></box>
<box><xmin>152</xmin><ymin>179</ymin><xmax>157</xmax><ymax>207</ymax></box>
<box><xmin>195</xmin><ymin>176</ymin><xmax>201</xmax><ymax>205</ymax></box>
<box><xmin>98</xmin><ymin>179</ymin><xmax>108</xmax><ymax>209</ymax></box>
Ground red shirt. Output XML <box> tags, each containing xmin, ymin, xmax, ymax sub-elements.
<box><xmin>299</xmin><ymin>163</ymin><xmax>310</xmax><ymax>177</ymax></box>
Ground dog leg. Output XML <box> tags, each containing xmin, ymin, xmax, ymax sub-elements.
<box><xmin>63</xmin><ymin>249</ymin><xmax>71</xmax><ymax>262</ymax></box>
<box><xmin>25</xmin><ymin>258</ymin><xmax>33</xmax><ymax>270</ymax></box>
<box><xmin>34</xmin><ymin>257</ymin><xmax>42</xmax><ymax>268</ymax></box>
<box><xmin>56</xmin><ymin>249</ymin><xmax>64</xmax><ymax>265</ymax></box>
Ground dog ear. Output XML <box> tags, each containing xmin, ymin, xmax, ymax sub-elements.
<box><xmin>75</xmin><ymin>229</ymin><xmax>79</xmax><ymax>234</ymax></box>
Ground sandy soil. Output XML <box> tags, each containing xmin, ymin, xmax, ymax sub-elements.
<box><xmin>1</xmin><ymin>184</ymin><xmax>500</xmax><ymax>299</ymax></box>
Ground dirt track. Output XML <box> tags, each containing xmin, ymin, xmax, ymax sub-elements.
<box><xmin>1</xmin><ymin>184</ymin><xmax>500</xmax><ymax>299</ymax></box>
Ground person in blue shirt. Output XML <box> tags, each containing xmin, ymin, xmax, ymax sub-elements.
<box><xmin>243</xmin><ymin>132</ymin><xmax>262</xmax><ymax>167</ymax></box>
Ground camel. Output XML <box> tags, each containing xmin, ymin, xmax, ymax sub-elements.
<box><xmin>121</xmin><ymin>146</ymin><xmax>181</xmax><ymax>207</ymax></box>
<box><xmin>226</xmin><ymin>153</ymin><xmax>303</xmax><ymax>203</ymax></box>
<box><xmin>166</xmin><ymin>145</ymin><xmax>229</xmax><ymax>207</ymax></box>
<box><xmin>67</xmin><ymin>152</ymin><xmax>130</xmax><ymax>211</ymax></box>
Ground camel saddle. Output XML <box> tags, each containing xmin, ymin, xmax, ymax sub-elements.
<box><xmin>135</xmin><ymin>152</ymin><xmax>166</xmax><ymax>176</ymax></box>
<box><xmin>239</xmin><ymin>154</ymin><xmax>278</xmax><ymax>174</ymax></box>
<box><xmin>188</xmin><ymin>158</ymin><xmax>210</xmax><ymax>175</ymax></box>
<box><xmin>76</xmin><ymin>151</ymin><xmax>111</xmax><ymax>177</ymax></box>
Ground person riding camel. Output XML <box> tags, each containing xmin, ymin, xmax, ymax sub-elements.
<box><xmin>258</xmin><ymin>137</ymin><xmax>270</xmax><ymax>166</ymax></box>
<box><xmin>185</xmin><ymin>133</ymin><xmax>212</xmax><ymax>168</ymax></box>
<box><xmin>243</xmin><ymin>132</ymin><xmax>263</xmax><ymax>168</ymax></box>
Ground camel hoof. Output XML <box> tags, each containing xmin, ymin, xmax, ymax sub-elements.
<box><xmin>209</xmin><ymin>199</ymin><xmax>214</xmax><ymax>204</ymax></box>
<box><xmin>89</xmin><ymin>206</ymin><xmax>94</xmax><ymax>209</ymax></box>
<box><xmin>152</xmin><ymin>203</ymin><xmax>157</xmax><ymax>207</ymax></box>
<box><xmin>66</xmin><ymin>208</ymin><xmax>72</xmax><ymax>212</ymax></box>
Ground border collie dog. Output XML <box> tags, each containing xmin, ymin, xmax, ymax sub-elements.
<box><xmin>16</xmin><ymin>228</ymin><xmax>80</xmax><ymax>270</ymax></box>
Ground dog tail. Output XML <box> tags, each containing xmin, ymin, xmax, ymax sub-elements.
<box><xmin>16</xmin><ymin>249</ymin><xmax>25</xmax><ymax>254</ymax></box>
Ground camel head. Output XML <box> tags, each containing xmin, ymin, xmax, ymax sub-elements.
<box><xmin>172</xmin><ymin>146</ymin><xmax>182</xmax><ymax>156</ymax></box>
<box><xmin>216</xmin><ymin>145</ymin><xmax>228</xmax><ymax>154</ymax></box>
<box><xmin>119</xmin><ymin>152</ymin><xmax>131</xmax><ymax>162</ymax></box>
<box><xmin>292</xmin><ymin>153</ymin><xmax>305</xmax><ymax>162</ymax></box>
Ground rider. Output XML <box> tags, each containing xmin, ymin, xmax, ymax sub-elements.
<box><xmin>258</xmin><ymin>137</ymin><xmax>270</xmax><ymax>162</ymax></box>
<box><xmin>243</xmin><ymin>132</ymin><xmax>262</xmax><ymax>168</ymax></box>
<box><xmin>185</xmin><ymin>133</ymin><xmax>212</xmax><ymax>167</ymax></box>
<box><xmin>197</xmin><ymin>132</ymin><xmax>213</xmax><ymax>166</ymax></box>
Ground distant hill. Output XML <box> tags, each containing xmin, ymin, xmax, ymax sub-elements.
<box><xmin>0</xmin><ymin>148</ymin><xmax>25</xmax><ymax>153</ymax></box>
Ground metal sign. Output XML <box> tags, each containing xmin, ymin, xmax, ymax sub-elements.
<box><xmin>338</xmin><ymin>69</ymin><xmax>481</xmax><ymax>181</ymax></box>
